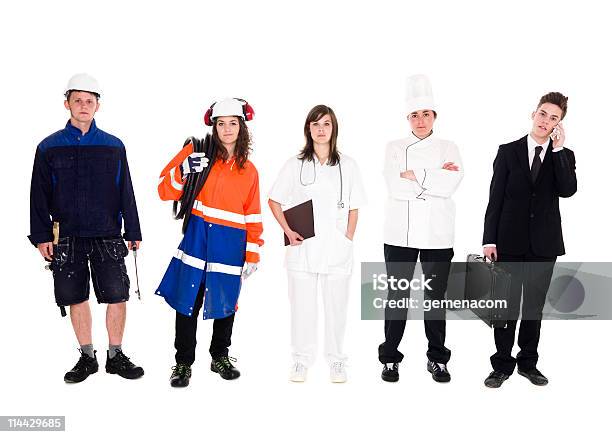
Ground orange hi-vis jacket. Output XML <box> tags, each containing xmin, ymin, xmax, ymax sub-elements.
<box><xmin>156</xmin><ymin>142</ymin><xmax>264</xmax><ymax>319</ymax></box>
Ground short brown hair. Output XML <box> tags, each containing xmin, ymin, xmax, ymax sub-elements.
<box><xmin>537</xmin><ymin>92</ymin><xmax>568</xmax><ymax>120</ymax></box>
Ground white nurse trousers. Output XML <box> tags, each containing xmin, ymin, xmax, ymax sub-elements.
<box><xmin>287</xmin><ymin>269</ymin><xmax>351</xmax><ymax>367</ymax></box>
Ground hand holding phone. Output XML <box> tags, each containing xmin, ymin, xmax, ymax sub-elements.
<box><xmin>551</xmin><ymin>123</ymin><xmax>565</xmax><ymax>148</ymax></box>
<box><xmin>551</xmin><ymin>127</ymin><xmax>560</xmax><ymax>140</ymax></box>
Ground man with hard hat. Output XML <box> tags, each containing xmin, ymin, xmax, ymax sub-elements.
<box><xmin>28</xmin><ymin>73</ymin><xmax>144</xmax><ymax>383</ymax></box>
<box><xmin>378</xmin><ymin>75</ymin><xmax>463</xmax><ymax>383</ymax></box>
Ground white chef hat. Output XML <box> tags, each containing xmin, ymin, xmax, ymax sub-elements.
<box><xmin>405</xmin><ymin>74</ymin><xmax>436</xmax><ymax>115</ymax></box>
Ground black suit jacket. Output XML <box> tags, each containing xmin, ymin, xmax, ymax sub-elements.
<box><xmin>482</xmin><ymin>135</ymin><xmax>577</xmax><ymax>257</ymax></box>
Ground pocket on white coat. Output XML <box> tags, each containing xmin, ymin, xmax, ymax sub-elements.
<box><xmin>328</xmin><ymin>229</ymin><xmax>353</xmax><ymax>271</ymax></box>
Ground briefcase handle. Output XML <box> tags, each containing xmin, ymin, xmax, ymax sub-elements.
<box><xmin>474</xmin><ymin>254</ymin><xmax>497</xmax><ymax>267</ymax></box>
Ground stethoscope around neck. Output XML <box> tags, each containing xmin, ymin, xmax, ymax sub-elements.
<box><xmin>299</xmin><ymin>158</ymin><xmax>344</xmax><ymax>209</ymax></box>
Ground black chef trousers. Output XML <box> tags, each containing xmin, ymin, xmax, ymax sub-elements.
<box><xmin>175</xmin><ymin>282</ymin><xmax>235</xmax><ymax>366</ymax></box>
<box><xmin>378</xmin><ymin>244</ymin><xmax>454</xmax><ymax>365</ymax></box>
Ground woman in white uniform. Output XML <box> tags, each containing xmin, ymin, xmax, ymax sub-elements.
<box><xmin>268</xmin><ymin>105</ymin><xmax>366</xmax><ymax>383</ymax></box>
<box><xmin>379</xmin><ymin>75</ymin><xmax>463</xmax><ymax>383</ymax></box>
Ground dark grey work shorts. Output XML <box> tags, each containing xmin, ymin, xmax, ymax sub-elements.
<box><xmin>51</xmin><ymin>236</ymin><xmax>130</xmax><ymax>306</ymax></box>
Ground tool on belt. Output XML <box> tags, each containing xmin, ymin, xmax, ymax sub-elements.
<box><xmin>44</xmin><ymin>222</ymin><xmax>68</xmax><ymax>317</ymax></box>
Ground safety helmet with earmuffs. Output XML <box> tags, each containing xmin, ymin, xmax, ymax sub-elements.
<box><xmin>204</xmin><ymin>98</ymin><xmax>254</xmax><ymax>126</ymax></box>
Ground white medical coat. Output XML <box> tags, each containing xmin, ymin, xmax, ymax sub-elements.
<box><xmin>269</xmin><ymin>153</ymin><xmax>367</xmax><ymax>275</ymax></box>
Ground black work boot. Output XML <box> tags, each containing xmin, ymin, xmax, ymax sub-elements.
<box><xmin>484</xmin><ymin>370</ymin><xmax>510</xmax><ymax>388</ymax></box>
<box><xmin>210</xmin><ymin>356</ymin><xmax>240</xmax><ymax>380</ymax></box>
<box><xmin>105</xmin><ymin>349</ymin><xmax>144</xmax><ymax>379</ymax></box>
<box><xmin>517</xmin><ymin>367</ymin><xmax>549</xmax><ymax>386</ymax></box>
<box><xmin>170</xmin><ymin>364</ymin><xmax>192</xmax><ymax>388</ymax></box>
<box><xmin>64</xmin><ymin>349</ymin><xmax>99</xmax><ymax>383</ymax></box>
<box><xmin>381</xmin><ymin>363</ymin><xmax>399</xmax><ymax>382</ymax></box>
<box><xmin>427</xmin><ymin>360</ymin><xmax>451</xmax><ymax>383</ymax></box>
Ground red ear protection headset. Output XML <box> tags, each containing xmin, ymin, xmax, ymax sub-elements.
<box><xmin>203</xmin><ymin>98</ymin><xmax>255</xmax><ymax>126</ymax></box>
<box><xmin>203</xmin><ymin>103</ymin><xmax>215</xmax><ymax>126</ymax></box>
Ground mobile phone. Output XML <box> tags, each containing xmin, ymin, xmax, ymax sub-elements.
<box><xmin>551</xmin><ymin>126</ymin><xmax>561</xmax><ymax>140</ymax></box>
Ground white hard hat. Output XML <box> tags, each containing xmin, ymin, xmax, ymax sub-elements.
<box><xmin>405</xmin><ymin>74</ymin><xmax>435</xmax><ymax>114</ymax></box>
<box><xmin>64</xmin><ymin>73</ymin><xmax>102</xmax><ymax>97</ymax></box>
<box><xmin>211</xmin><ymin>98</ymin><xmax>245</xmax><ymax>119</ymax></box>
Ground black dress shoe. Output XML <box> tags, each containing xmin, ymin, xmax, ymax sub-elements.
<box><xmin>64</xmin><ymin>349</ymin><xmax>98</xmax><ymax>383</ymax></box>
<box><xmin>381</xmin><ymin>363</ymin><xmax>399</xmax><ymax>382</ymax></box>
<box><xmin>210</xmin><ymin>356</ymin><xmax>240</xmax><ymax>380</ymax></box>
<box><xmin>170</xmin><ymin>363</ymin><xmax>192</xmax><ymax>387</ymax></box>
<box><xmin>484</xmin><ymin>370</ymin><xmax>510</xmax><ymax>388</ymax></box>
<box><xmin>105</xmin><ymin>350</ymin><xmax>144</xmax><ymax>379</ymax></box>
<box><xmin>427</xmin><ymin>360</ymin><xmax>451</xmax><ymax>383</ymax></box>
<box><xmin>517</xmin><ymin>368</ymin><xmax>548</xmax><ymax>386</ymax></box>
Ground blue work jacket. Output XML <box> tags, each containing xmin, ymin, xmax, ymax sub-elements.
<box><xmin>28</xmin><ymin>119</ymin><xmax>142</xmax><ymax>245</ymax></box>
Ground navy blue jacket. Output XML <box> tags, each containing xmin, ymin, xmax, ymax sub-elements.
<box><xmin>28</xmin><ymin>120</ymin><xmax>142</xmax><ymax>245</ymax></box>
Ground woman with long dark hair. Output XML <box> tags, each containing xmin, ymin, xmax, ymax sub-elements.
<box><xmin>156</xmin><ymin>98</ymin><xmax>263</xmax><ymax>387</ymax></box>
<box><xmin>268</xmin><ymin>105</ymin><xmax>366</xmax><ymax>383</ymax></box>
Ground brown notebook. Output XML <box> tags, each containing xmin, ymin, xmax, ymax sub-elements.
<box><xmin>283</xmin><ymin>200</ymin><xmax>315</xmax><ymax>246</ymax></box>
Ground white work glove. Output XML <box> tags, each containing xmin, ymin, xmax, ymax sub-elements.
<box><xmin>181</xmin><ymin>152</ymin><xmax>209</xmax><ymax>176</ymax></box>
<box><xmin>242</xmin><ymin>262</ymin><xmax>258</xmax><ymax>280</ymax></box>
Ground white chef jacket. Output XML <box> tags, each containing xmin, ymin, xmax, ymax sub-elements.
<box><xmin>269</xmin><ymin>153</ymin><xmax>367</xmax><ymax>274</ymax></box>
<box><xmin>383</xmin><ymin>132</ymin><xmax>463</xmax><ymax>249</ymax></box>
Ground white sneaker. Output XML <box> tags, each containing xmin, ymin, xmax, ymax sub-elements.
<box><xmin>330</xmin><ymin>361</ymin><xmax>347</xmax><ymax>383</ymax></box>
<box><xmin>289</xmin><ymin>362</ymin><xmax>307</xmax><ymax>382</ymax></box>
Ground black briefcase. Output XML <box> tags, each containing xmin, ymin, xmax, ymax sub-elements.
<box><xmin>465</xmin><ymin>254</ymin><xmax>511</xmax><ymax>328</ymax></box>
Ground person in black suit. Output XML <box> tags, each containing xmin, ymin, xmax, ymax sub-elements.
<box><xmin>482</xmin><ymin>92</ymin><xmax>577</xmax><ymax>388</ymax></box>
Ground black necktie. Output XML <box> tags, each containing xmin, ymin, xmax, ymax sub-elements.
<box><xmin>531</xmin><ymin>145</ymin><xmax>543</xmax><ymax>182</ymax></box>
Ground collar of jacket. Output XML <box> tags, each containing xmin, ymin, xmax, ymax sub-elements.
<box><xmin>64</xmin><ymin>118</ymin><xmax>99</xmax><ymax>141</ymax></box>
<box><xmin>220</xmin><ymin>156</ymin><xmax>237</xmax><ymax>171</ymax></box>
<box><xmin>516</xmin><ymin>135</ymin><xmax>553</xmax><ymax>185</ymax></box>
<box><xmin>526</xmin><ymin>133</ymin><xmax>552</xmax><ymax>152</ymax></box>
<box><xmin>405</xmin><ymin>130</ymin><xmax>435</xmax><ymax>149</ymax></box>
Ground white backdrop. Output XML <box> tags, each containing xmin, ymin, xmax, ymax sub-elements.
<box><xmin>1</xmin><ymin>0</ymin><xmax>610</xmax><ymax>435</ymax></box>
